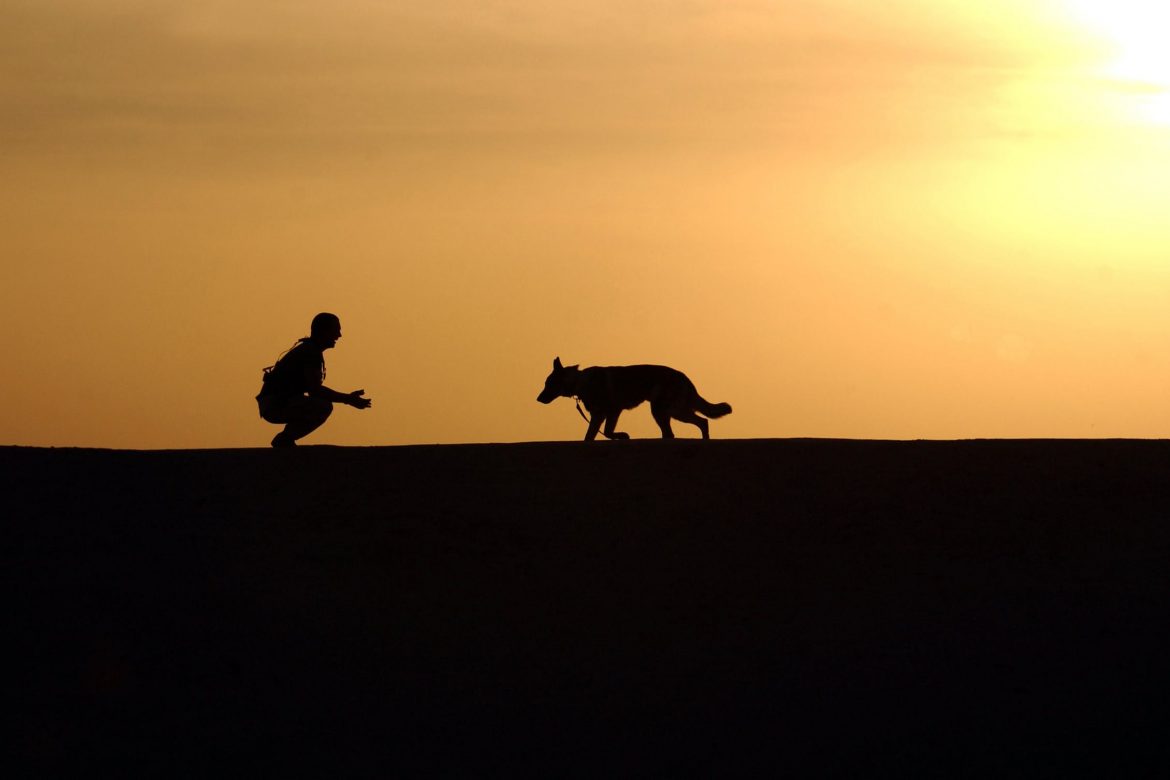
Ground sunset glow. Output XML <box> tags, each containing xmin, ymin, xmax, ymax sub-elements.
<box><xmin>1063</xmin><ymin>0</ymin><xmax>1170</xmax><ymax>124</ymax></box>
<box><xmin>3</xmin><ymin>1</ymin><xmax>1170</xmax><ymax>448</ymax></box>
<box><xmin>1065</xmin><ymin>1</ymin><xmax>1170</xmax><ymax>83</ymax></box>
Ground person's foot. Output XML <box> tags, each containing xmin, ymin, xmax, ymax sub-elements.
<box><xmin>271</xmin><ymin>432</ymin><xmax>297</xmax><ymax>448</ymax></box>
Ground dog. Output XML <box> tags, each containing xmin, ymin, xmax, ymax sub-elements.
<box><xmin>537</xmin><ymin>357</ymin><xmax>732</xmax><ymax>440</ymax></box>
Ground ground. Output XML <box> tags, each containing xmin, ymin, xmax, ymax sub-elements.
<box><xmin>9</xmin><ymin>440</ymin><xmax>1170</xmax><ymax>776</ymax></box>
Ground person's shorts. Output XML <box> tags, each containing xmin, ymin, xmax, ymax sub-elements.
<box><xmin>257</xmin><ymin>394</ymin><xmax>330</xmax><ymax>424</ymax></box>
<box><xmin>257</xmin><ymin>394</ymin><xmax>292</xmax><ymax>424</ymax></box>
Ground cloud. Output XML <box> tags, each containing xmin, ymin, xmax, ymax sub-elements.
<box><xmin>0</xmin><ymin>0</ymin><xmax>1091</xmax><ymax>168</ymax></box>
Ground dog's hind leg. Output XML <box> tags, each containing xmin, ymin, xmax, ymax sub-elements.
<box><xmin>674</xmin><ymin>409</ymin><xmax>710</xmax><ymax>439</ymax></box>
<box><xmin>602</xmin><ymin>412</ymin><xmax>629</xmax><ymax>440</ymax></box>
<box><xmin>651</xmin><ymin>404</ymin><xmax>676</xmax><ymax>439</ymax></box>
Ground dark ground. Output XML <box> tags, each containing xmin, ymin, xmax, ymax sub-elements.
<box><xmin>9</xmin><ymin>439</ymin><xmax>1170</xmax><ymax>776</ymax></box>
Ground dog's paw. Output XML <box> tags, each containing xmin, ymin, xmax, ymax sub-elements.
<box><xmin>607</xmin><ymin>431</ymin><xmax>630</xmax><ymax>440</ymax></box>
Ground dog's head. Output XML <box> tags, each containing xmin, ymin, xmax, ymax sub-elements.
<box><xmin>537</xmin><ymin>357</ymin><xmax>578</xmax><ymax>404</ymax></box>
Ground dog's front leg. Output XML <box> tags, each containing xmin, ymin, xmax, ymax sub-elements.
<box><xmin>602</xmin><ymin>412</ymin><xmax>629</xmax><ymax>440</ymax></box>
<box><xmin>584</xmin><ymin>413</ymin><xmax>603</xmax><ymax>441</ymax></box>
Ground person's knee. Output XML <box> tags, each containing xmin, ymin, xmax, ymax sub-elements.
<box><xmin>311</xmin><ymin>398</ymin><xmax>333</xmax><ymax>424</ymax></box>
<box><xmin>281</xmin><ymin>396</ymin><xmax>332</xmax><ymax>429</ymax></box>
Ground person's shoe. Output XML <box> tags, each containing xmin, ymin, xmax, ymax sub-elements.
<box><xmin>271</xmin><ymin>432</ymin><xmax>297</xmax><ymax>448</ymax></box>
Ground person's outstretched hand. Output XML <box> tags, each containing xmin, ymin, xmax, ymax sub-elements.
<box><xmin>348</xmin><ymin>389</ymin><xmax>372</xmax><ymax>409</ymax></box>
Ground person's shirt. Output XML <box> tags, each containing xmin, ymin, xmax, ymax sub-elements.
<box><xmin>257</xmin><ymin>340</ymin><xmax>325</xmax><ymax>400</ymax></box>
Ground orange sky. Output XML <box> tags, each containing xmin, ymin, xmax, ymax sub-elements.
<box><xmin>3</xmin><ymin>0</ymin><xmax>1170</xmax><ymax>447</ymax></box>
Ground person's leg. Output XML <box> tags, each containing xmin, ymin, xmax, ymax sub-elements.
<box><xmin>271</xmin><ymin>396</ymin><xmax>333</xmax><ymax>447</ymax></box>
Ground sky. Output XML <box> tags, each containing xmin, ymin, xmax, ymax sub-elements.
<box><xmin>3</xmin><ymin>0</ymin><xmax>1170</xmax><ymax>447</ymax></box>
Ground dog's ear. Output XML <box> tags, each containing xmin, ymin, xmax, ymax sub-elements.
<box><xmin>553</xmin><ymin>357</ymin><xmax>563</xmax><ymax>371</ymax></box>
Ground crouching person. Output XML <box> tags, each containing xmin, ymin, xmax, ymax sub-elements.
<box><xmin>256</xmin><ymin>312</ymin><xmax>372</xmax><ymax>447</ymax></box>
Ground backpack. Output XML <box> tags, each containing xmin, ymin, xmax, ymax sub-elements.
<box><xmin>257</xmin><ymin>339</ymin><xmax>324</xmax><ymax>399</ymax></box>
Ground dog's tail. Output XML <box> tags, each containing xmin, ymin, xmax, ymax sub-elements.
<box><xmin>697</xmin><ymin>396</ymin><xmax>732</xmax><ymax>419</ymax></box>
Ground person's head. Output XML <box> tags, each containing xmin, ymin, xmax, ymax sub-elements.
<box><xmin>309</xmin><ymin>312</ymin><xmax>342</xmax><ymax>349</ymax></box>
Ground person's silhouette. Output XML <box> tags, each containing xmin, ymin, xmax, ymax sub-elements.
<box><xmin>256</xmin><ymin>312</ymin><xmax>371</xmax><ymax>447</ymax></box>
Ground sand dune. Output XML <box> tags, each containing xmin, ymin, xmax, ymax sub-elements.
<box><xmin>10</xmin><ymin>439</ymin><xmax>1170</xmax><ymax>775</ymax></box>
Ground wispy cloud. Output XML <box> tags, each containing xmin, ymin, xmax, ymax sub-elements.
<box><xmin>1</xmin><ymin>0</ymin><xmax>1086</xmax><ymax>164</ymax></box>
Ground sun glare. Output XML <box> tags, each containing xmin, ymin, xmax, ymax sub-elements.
<box><xmin>1063</xmin><ymin>0</ymin><xmax>1170</xmax><ymax>124</ymax></box>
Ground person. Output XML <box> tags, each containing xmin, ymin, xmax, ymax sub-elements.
<box><xmin>256</xmin><ymin>312</ymin><xmax>372</xmax><ymax>447</ymax></box>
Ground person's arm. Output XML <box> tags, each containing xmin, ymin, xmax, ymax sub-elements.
<box><xmin>297</xmin><ymin>347</ymin><xmax>370</xmax><ymax>408</ymax></box>
<box><xmin>311</xmin><ymin>385</ymin><xmax>372</xmax><ymax>408</ymax></box>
